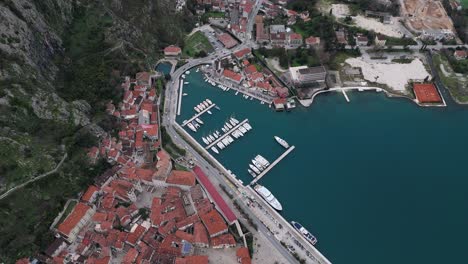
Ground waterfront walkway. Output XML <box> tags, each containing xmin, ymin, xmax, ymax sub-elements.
<box><xmin>181</xmin><ymin>104</ymin><xmax>216</xmax><ymax>126</ymax></box>
<box><xmin>250</xmin><ymin>146</ymin><xmax>295</xmax><ymax>185</ymax></box>
<box><xmin>177</xmin><ymin>79</ymin><xmax>183</xmax><ymax>116</ymax></box>
<box><xmin>205</xmin><ymin>119</ymin><xmax>249</xmax><ymax>149</ymax></box>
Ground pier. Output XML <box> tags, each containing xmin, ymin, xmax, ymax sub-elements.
<box><xmin>177</xmin><ymin>79</ymin><xmax>183</xmax><ymax>116</ymax></box>
<box><xmin>250</xmin><ymin>146</ymin><xmax>295</xmax><ymax>185</ymax></box>
<box><xmin>342</xmin><ymin>89</ymin><xmax>350</xmax><ymax>103</ymax></box>
<box><xmin>182</xmin><ymin>104</ymin><xmax>216</xmax><ymax>127</ymax></box>
<box><xmin>205</xmin><ymin>119</ymin><xmax>249</xmax><ymax>149</ymax></box>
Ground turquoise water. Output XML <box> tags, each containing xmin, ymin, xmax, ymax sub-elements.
<box><xmin>155</xmin><ymin>62</ymin><xmax>172</xmax><ymax>75</ymax></box>
<box><xmin>177</xmin><ymin>70</ymin><xmax>468</xmax><ymax>264</ymax></box>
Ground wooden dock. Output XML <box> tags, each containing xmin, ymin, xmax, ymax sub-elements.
<box><xmin>250</xmin><ymin>146</ymin><xmax>295</xmax><ymax>185</ymax></box>
<box><xmin>182</xmin><ymin>104</ymin><xmax>216</xmax><ymax>127</ymax></box>
<box><xmin>205</xmin><ymin>119</ymin><xmax>249</xmax><ymax>149</ymax></box>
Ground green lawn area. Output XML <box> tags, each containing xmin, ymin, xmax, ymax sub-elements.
<box><xmin>329</xmin><ymin>51</ymin><xmax>359</xmax><ymax>70</ymax></box>
<box><xmin>183</xmin><ymin>31</ymin><xmax>214</xmax><ymax>58</ymax></box>
<box><xmin>462</xmin><ymin>0</ymin><xmax>468</xmax><ymax>8</ymax></box>
<box><xmin>432</xmin><ymin>53</ymin><xmax>468</xmax><ymax>103</ymax></box>
<box><xmin>202</xmin><ymin>11</ymin><xmax>225</xmax><ymax>21</ymax></box>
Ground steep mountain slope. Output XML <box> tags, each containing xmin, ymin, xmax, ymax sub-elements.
<box><xmin>0</xmin><ymin>0</ymin><xmax>194</xmax><ymax>262</ymax></box>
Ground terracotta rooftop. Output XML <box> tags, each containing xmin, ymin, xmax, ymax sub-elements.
<box><xmin>126</xmin><ymin>225</ymin><xmax>147</xmax><ymax>246</ymax></box>
<box><xmin>193</xmin><ymin>166</ymin><xmax>237</xmax><ymax>223</ymax></box>
<box><xmin>193</xmin><ymin>221</ymin><xmax>209</xmax><ymax>246</ymax></box>
<box><xmin>234</xmin><ymin>48</ymin><xmax>251</xmax><ymax>59</ymax></box>
<box><xmin>57</xmin><ymin>202</ymin><xmax>93</xmax><ymax>237</ymax></box>
<box><xmin>413</xmin><ymin>83</ymin><xmax>442</xmax><ymax>103</ymax></box>
<box><xmin>218</xmin><ymin>33</ymin><xmax>238</xmax><ymax>48</ymax></box>
<box><xmin>237</xmin><ymin>247</ymin><xmax>252</xmax><ymax>264</ymax></box>
<box><xmin>123</xmin><ymin>248</ymin><xmax>139</xmax><ymax>263</ymax></box>
<box><xmin>200</xmin><ymin>209</ymin><xmax>228</xmax><ymax>237</ymax></box>
<box><xmin>164</xmin><ymin>45</ymin><xmax>182</xmax><ymax>53</ymax></box>
<box><xmin>175</xmin><ymin>255</ymin><xmax>209</xmax><ymax>264</ymax></box>
<box><xmin>210</xmin><ymin>233</ymin><xmax>236</xmax><ymax>247</ymax></box>
<box><xmin>81</xmin><ymin>185</ymin><xmax>99</xmax><ymax>203</ymax></box>
<box><xmin>166</xmin><ymin>170</ymin><xmax>196</xmax><ymax>186</ymax></box>
<box><xmin>223</xmin><ymin>69</ymin><xmax>243</xmax><ymax>82</ymax></box>
<box><xmin>244</xmin><ymin>64</ymin><xmax>257</xmax><ymax>75</ymax></box>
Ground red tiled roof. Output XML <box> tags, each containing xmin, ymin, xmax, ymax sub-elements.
<box><xmin>234</xmin><ymin>48</ymin><xmax>251</xmax><ymax>59</ymax></box>
<box><xmin>164</xmin><ymin>45</ymin><xmax>182</xmax><ymax>54</ymax></box>
<box><xmin>57</xmin><ymin>202</ymin><xmax>93</xmax><ymax>237</ymax></box>
<box><xmin>123</xmin><ymin>248</ymin><xmax>139</xmax><ymax>264</ymax></box>
<box><xmin>175</xmin><ymin>230</ymin><xmax>194</xmax><ymax>243</ymax></box>
<box><xmin>92</xmin><ymin>211</ymin><xmax>108</xmax><ymax>222</ymax></box>
<box><xmin>193</xmin><ymin>166</ymin><xmax>237</xmax><ymax>223</ymax></box>
<box><xmin>244</xmin><ymin>64</ymin><xmax>257</xmax><ymax>75</ymax></box>
<box><xmin>289</xmin><ymin>33</ymin><xmax>302</xmax><ymax>40</ymax></box>
<box><xmin>454</xmin><ymin>50</ymin><xmax>467</xmax><ymax>58</ymax></box>
<box><xmin>218</xmin><ymin>33</ymin><xmax>238</xmax><ymax>48</ymax></box>
<box><xmin>305</xmin><ymin>36</ymin><xmax>320</xmax><ymax>45</ymax></box>
<box><xmin>126</xmin><ymin>225</ymin><xmax>147</xmax><ymax>246</ymax></box>
<box><xmin>210</xmin><ymin>233</ymin><xmax>236</xmax><ymax>247</ymax></box>
<box><xmin>248</xmin><ymin>72</ymin><xmax>263</xmax><ymax>81</ymax></box>
<box><xmin>81</xmin><ymin>185</ymin><xmax>99</xmax><ymax>203</ymax></box>
<box><xmin>175</xmin><ymin>256</ymin><xmax>209</xmax><ymax>264</ymax></box>
<box><xmin>413</xmin><ymin>83</ymin><xmax>442</xmax><ymax>103</ymax></box>
<box><xmin>237</xmin><ymin>247</ymin><xmax>252</xmax><ymax>264</ymax></box>
<box><xmin>223</xmin><ymin>69</ymin><xmax>243</xmax><ymax>82</ymax></box>
<box><xmin>200</xmin><ymin>209</ymin><xmax>228</xmax><ymax>237</ymax></box>
<box><xmin>166</xmin><ymin>170</ymin><xmax>196</xmax><ymax>186</ymax></box>
<box><xmin>193</xmin><ymin>221</ymin><xmax>209</xmax><ymax>246</ymax></box>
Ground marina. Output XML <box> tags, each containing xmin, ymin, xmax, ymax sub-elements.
<box><xmin>176</xmin><ymin>69</ymin><xmax>468</xmax><ymax>264</ymax></box>
<box><xmin>250</xmin><ymin>146</ymin><xmax>295</xmax><ymax>185</ymax></box>
<box><xmin>204</xmin><ymin>119</ymin><xmax>250</xmax><ymax>149</ymax></box>
<box><xmin>181</xmin><ymin>103</ymin><xmax>216</xmax><ymax>127</ymax></box>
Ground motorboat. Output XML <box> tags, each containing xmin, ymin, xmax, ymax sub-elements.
<box><xmin>249</xmin><ymin>164</ymin><xmax>260</xmax><ymax>174</ymax></box>
<box><xmin>248</xmin><ymin>169</ymin><xmax>256</xmax><ymax>177</ymax></box>
<box><xmin>202</xmin><ymin>137</ymin><xmax>209</xmax><ymax>145</ymax></box>
<box><xmin>254</xmin><ymin>185</ymin><xmax>283</xmax><ymax>211</ymax></box>
<box><xmin>206</xmin><ymin>99</ymin><xmax>212</xmax><ymax>104</ymax></box>
<box><xmin>194</xmin><ymin>106</ymin><xmax>200</xmax><ymax>113</ymax></box>
<box><xmin>238</xmin><ymin>126</ymin><xmax>247</xmax><ymax>134</ymax></box>
<box><xmin>195</xmin><ymin>118</ymin><xmax>203</xmax><ymax>125</ymax></box>
<box><xmin>226</xmin><ymin>123</ymin><xmax>233</xmax><ymax>129</ymax></box>
<box><xmin>187</xmin><ymin>123</ymin><xmax>196</xmax><ymax>132</ymax></box>
<box><xmin>211</xmin><ymin>147</ymin><xmax>219</xmax><ymax>154</ymax></box>
<box><xmin>274</xmin><ymin>136</ymin><xmax>290</xmax><ymax>149</ymax></box>
<box><xmin>183</xmin><ymin>93</ymin><xmax>188</xmax><ymax>96</ymax></box>
<box><xmin>207</xmin><ymin>110</ymin><xmax>212</xmax><ymax>115</ymax></box>
<box><xmin>291</xmin><ymin>221</ymin><xmax>318</xmax><ymax>245</ymax></box>
<box><xmin>209</xmin><ymin>135</ymin><xmax>215</xmax><ymax>142</ymax></box>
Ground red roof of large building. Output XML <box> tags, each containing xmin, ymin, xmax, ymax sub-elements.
<box><xmin>193</xmin><ymin>221</ymin><xmax>209</xmax><ymax>246</ymax></box>
<box><xmin>166</xmin><ymin>170</ymin><xmax>196</xmax><ymax>186</ymax></box>
<box><xmin>413</xmin><ymin>83</ymin><xmax>442</xmax><ymax>103</ymax></box>
<box><xmin>218</xmin><ymin>33</ymin><xmax>238</xmax><ymax>48</ymax></box>
<box><xmin>223</xmin><ymin>69</ymin><xmax>243</xmax><ymax>83</ymax></box>
<box><xmin>57</xmin><ymin>203</ymin><xmax>93</xmax><ymax>236</ymax></box>
<box><xmin>234</xmin><ymin>48</ymin><xmax>251</xmax><ymax>59</ymax></box>
<box><xmin>164</xmin><ymin>45</ymin><xmax>182</xmax><ymax>54</ymax></box>
<box><xmin>210</xmin><ymin>233</ymin><xmax>236</xmax><ymax>247</ymax></box>
<box><xmin>289</xmin><ymin>33</ymin><xmax>302</xmax><ymax>40</ymax></box>
<box><xmin>81</xmin><ymin>185</ymin><xmax>99</xmax><ymax>203</ymax></box>
<box><xmin>200</xmin><ymin>209</ymin><xmax>228</xmax><ymax>237</ymax></box>
<box><xmin>193</xmin><ymin>166</ymin><xmax>237</xmax><ymax>224</ymax></box>
<box><xmin>244</xmin><ymin>64</ymin><xmax>257</xmax><ymax>75</ymax></box>
<box><xmin>175</xmin><ymin>255</ymin><xmax>209</xmax><ymax>264</ymax></box>
<box><xmin>123</xmin><ymin>248</ymin><xmax>139</xmax><ymax>263</ymax></box>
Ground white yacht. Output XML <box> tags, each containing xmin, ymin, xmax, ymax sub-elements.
<box><xmin>249</xmin><ymin>164</ymin><xmax>260</xmax><ymax>174</ymax></box>
<box><xmin>211</xmin><ymin>147</ymin><xmax>219</xmax><ymax>154</ymax></box>
<box><xmin>207</xmin><ymin>110</ymin><xmax>212</xmax><ymax>115</ymax></box>
<box><xmin>209</xmin><ymin>135</ymin><xmax>215</xmax><ymax>142</ymax></box>
<box><xmin>254</xmin><ymin>185</ymin><xmax>283</xmax><ymax>211</ymax></box>
<box><xmin>206</xmin><ymin>99</ymin><xmax>213</xmax><ymax>104</ymax></box>
<box><xmin>226</xmin><ymin>123</ymin><xmax>233</xmax><ymax>129</ymax></box>
<box><xmin>194</xmin><ymin>106</ymin><xmax>200</xmax><ymax>113</ymax></box>
<box><xmin>238</xmin><ymin>126</ymin><xmax>247</xmax><ymax>134</ymax></box>
<box><xmin>274</xmin><ymin>136</ymin><xmax>290</xmax><ymax>149</ymax></box>
<box><xmin>243</xmin><ymin>123</ymin><xmax>252</xmax><ymax>131</ymax></box>
<box><xmin>252</xmin><ymin>160</ymin><xmax>264</xmax><ymax>171</ymax></box>
<box><xmin>184</xmin><ymin>82</ymin><xmax>189</xmax><ymax>85</ymax></box>
<box><xmin>213</xmin><ymin>133</ymin><xmax>219</xmax><ymax>139</ymax></box>
<box><xmin>183</xmin><ymin>93</ymin><xmax>188</xmax><ymax>96</ymax></box>
<box><xmin>195</xmin><ymin>118</ymin><xmax>203</xmax><ymax>125</ymax></box>
<box><xmin>185</xmin><ymin>70</ymin><xmax>190</xmax><ymax>74</ymax></box>
<box><xmin>248</xmin><ymin>169</ymin><xmax>256</xmax><ymax>177</ymax></box>
<box><xmin>187</xmin><ymin>123</ymin><xmax>197</xmax><ymax>132</ymax></box>
<box><xmin>203</xmin><ymin>101</ymin><xmax>209</xmax><ymax>108</ymax></box>
<box><xmin>222</xmin><ymin>127</ymin><xmax>226</xmax><ymax>133</ymax></box>
<box><xmin>202</xmin><ymin>137</ymin><xmax>209</xmax><ymax>145</ymax></box>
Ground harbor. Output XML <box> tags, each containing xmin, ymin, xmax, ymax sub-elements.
<box><xmin>250</xmin><ymin>145</ymin><xmax>295</xmax><ymax>185</ymax></box>
<box><xmin>181</xmin><ymin>103</ymin><xmax>216</xmax><ymax>127</ymax></box>
<box><xmin>204</xmin><ymin>119</ymin><xmax>249</xmax><ymax>149</ymax></box>
<box><xmin>176</xmin><ymin>69</ymin><xmax>468</xmax><ymax>264</ymax></box>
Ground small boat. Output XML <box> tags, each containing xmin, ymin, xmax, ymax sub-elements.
<box><xmin>195</xmin><ymin>118</ymin><xmax>203</xmax><ymax>125</ymax></box>
<box><xmin>215</xmin><ymin>106</ymin><xmax>221</xmax><ymax>110</ymax></box>
<box><xmin>215</xmin><ymin>130</ymin><xmax>220</xmax><ymax>136</ymax></box>
<box><xmin>213</xmin><ymin>133</ymin><xmax>219</xmax><ymax>139</ymax></box>
<box><xmin>185</xmin><ymin>70</ymin><xmax>190</xmax><ymax>74</ymax></box>
<box><xmin>204</xmin><ymin>78</ymin><xmax>208</xmax><ymax>82</ymax></box>
<box><xmin>194</xmin><ymin>106</ymin><xmax>200</xmax><ymax>113</ymax></box>
<box><xmin>235</xmin><ymin>91</ymin><xmax>239</xmax><ymax>95</ymax></box>
<box><xmin>209</xmin><ymin>135</ymin><xmax>215</xmax><ymax>142</ymax></box>
<box><xmin>252</xmin><ymin>160</ymin><xmax>264</xmax><ymax>171</ymax></box>
<box><xmin>198</xmin><ymin>104</ymin><xmax>205</xmax><ymax>110</ymax></box>
<box><xmin>226</xmin><ymin>136</ymin><xmax>234</xmax><ymax>143</ymax></box>
<box><xmin>193</xmin><ymin>121</ymin><xmax>200</xmax><ymax>128</ymax></box>
<box><xmin>203</xmin><ymin>101</ymin><xmax>209</xmax><ymax>108</ymax></box>
<box><xmin>248</xmin><ymin>169</ymin><xmax>256</xmax><ymax>177</ymax></box>
<box><xmin>237</xmin><ymin>129</ymin><xmax>244</xmax><ymax>136</ymax></box>
<box><xmin>211</xmin><ymin>147</ymin><xmax>219</xmax><ymax>154</ymax></box>
<box><xmin>207</xmin><ymin>111</ymin><xmax>212</xmax><ymax>115</ymax></box>
<box><xmin>202</xmin><ymin>137</ymin><xmax>209</xmax><ymax>145</ymax></box>
<box><xmin>245</xmin><ymin>96</ymin><xmax>249</xmax><ymax>99</ymax></box>
<box><xmin>181</xmin><ymin>74</ymin><xmax>186</xmax><ymax>79</ymax></box>
<box><xmin>291</xmin><ymin>221</ymin><xmax>318</xmax><ymax>245</ymax></box>
<box><xmin>231</xmin><ymin>131</ymin><xmax>239</xmax><ymax>139</ymax></box>
<box><xmin>187</xmin><ymin>123</ymin><xmax>197</xmax><ymax>132</ymax></box>
<box><xmin>231</xmin><ymin>117</ymin><xmax>240</xmax><ymax>124</ymax></box>
<box><xmin>256</xmin><ymin>155</ymin><xmax>270</xmax><ymax>167</ymax></box>
<box><xmin>206</xmin><ymin>99</ymin><xmax>213</xmax><ymax>104</ymax></box>
<box><xmin>238</xmin><ymin>126</ymin><xmax>247</xmax><ymax>134</ymax></box>
<box><xmin>184</xmin><ymin>82</ymin><xmax>189</xmax><ymax>85</ymax></box>
<box><xmin>222</xmin><ymin>127</ymin><xmax>226</xmax><ymax>133</ymax></box>
<box><xmin>226</xmin><ymin>123</ymin><xmax>233</xmax><ymax>129</ymax></box>
<box><xmin>243</xmin><ymin>123</ymin><xmax>252</xmax><ymax>130</ymax></box>
<box><xmin>274</xmin><ymin>136</ymin><xmax>290</xmax><ymax>149</ymax></box>
<box><xmin>254</xmin><ymin>184</ymin><xmax>283</xmax><ymax>211</ymax></box>
<box><xmin>230</xmin><ymin>119</ymin><xmax>237</xmax><ymax>126</ymax></box>
<box><xmin>249</xmin><ymin>164</ymin><xmax>260</xmax><ymax>174</ymax></box>
<box><xmin>196</xmin><ymin>68</ymin><xmax>200</xmax><ymax>72</ymax></box>
<box><xmin>217</xmin><ymin>142</ymin><xmax>225</xmax><ymax>149</ymax></box>
<box><xmin>183</xmin><ymin>93</ymin><xmax>188</xmax><ymax>96</ymax></box>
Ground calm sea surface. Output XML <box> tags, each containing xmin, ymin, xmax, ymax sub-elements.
<box><xmin>176</xmin><ymin>70</ymin><xmax>468</xmax><ymax>264</ymax></box>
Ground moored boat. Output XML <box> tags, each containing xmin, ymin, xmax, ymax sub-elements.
<box><xmin>195</xmin><ymin>118</ymin><xmax>203</xmax><ymax>125</ymax></box>
<box><xmin>248</xmin><ymin>169</ymin><xmax>256</xmax><ymax>177</ymax></box>
<box><xmin>202</xmin><ymin>137</ymin><xmax>209</xmax><ymax>145</ymax></box>
<box><xmin>211</xmin><ymin>147</ymin><xmax>219</xmax><ymax>154</ymax></box>
<box><xmin>187</xmin><ymin>123</ymin><xmax>197</xmax><ymax>132</ymax></box>
<box><xmin>254</xmin><ymin>185</ymin><xmax>282</xmax><ymax>211</ymax></box>
<box><xmin>291</xmin><ymin>221</ymin><xmax>318</xmax><ymax>245</ymax></box>
<box><xmin>249</xmin><ymin>164</ymin><xmax>260</xmax><ymax>174</ymax></box>
<box><xmin>194</xmin><ymin>106</ymin><xmax>200</xmax><ymax>113</ymax></box>
<box><xmin>274</xmin><ymin>136</ymin><xmax>289</xmax><ymax>149</ymax></box>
